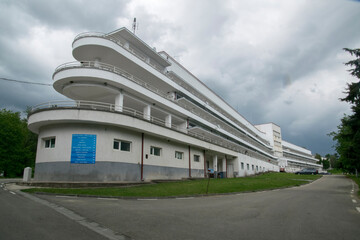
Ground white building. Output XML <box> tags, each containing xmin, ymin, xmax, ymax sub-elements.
<box><xmin>27</xmin><ymin>27</ymin><xmax>321</xmax><ymax>182</ymax></box>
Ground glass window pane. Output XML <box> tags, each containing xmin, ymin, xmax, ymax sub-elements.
<box><xmin>113</xmin><ymin>140</ymin><xmax>119</xmax><ymax>150</ymax></box>
<box><xmin>45</xmin><ymin>139</ymin><xmax>50</xmax><ymax>148</ymax></box>
<box><xmin>50</xmin><ymin>138</ymin><xmax>55</xmax><ymax>148</ymax></box>
<box><xmin>121</xmin><ymin>142</ymin><xmax>131</xmax><ymax>151</ymax></box>
<box><xmin>154</xmin><ymin>147</ymin><xmax>160</xmax><ymax>156</ymax></box>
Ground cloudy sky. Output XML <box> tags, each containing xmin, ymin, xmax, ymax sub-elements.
<box><xmin>1</xmin><ymin>0</ymin><xmax>359</xmax><ymax>156</ymax></box>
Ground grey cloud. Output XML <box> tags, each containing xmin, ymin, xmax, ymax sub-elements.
<box><xmin>15</xmin><ymin>0</ymin><xmax>128</xmax><ymax>32</ymax></box>
<box><xmin>0</xmin><ymin>0</ymin><xmax>359</xmax><ymax>156</ymax></box>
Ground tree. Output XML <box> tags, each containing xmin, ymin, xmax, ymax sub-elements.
<box><xmin>322</xmin><ymin>159</ymin><xmax>330</xmax><ymax>170</ymax></box>
<box><xmin>0</xmin><ymin>109</ymin><xmax>37</xmax><ymax>177</ymax></box>
<box><xmin>330</xmin><ymin>48</ymin><xmax>360</xmax><ymax>175</ymax></box>
<box><xmin>325</xmin><ymin>153</ymin><xmax>339</xmax><ymax>169</ymax></box>
<box><xmin>315</xmin><ymin>153</ymin><xmax>322</xmax><ymax>164</ymax></box>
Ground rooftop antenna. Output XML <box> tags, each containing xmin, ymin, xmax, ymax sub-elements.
<box><xmin>132</xmin><ymin>17</ymin><xmax>138</xmax><ymax>35</ymax></box>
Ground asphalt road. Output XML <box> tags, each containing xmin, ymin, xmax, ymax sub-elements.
<box><xmin>30</xmin><ymin>175</ymin><xmax>360</xmax><ymax>240</ymax></box>
<box><xmin>0</xmin><ymin>181</ymin><xmax>109</xmax><ymax>240</ymax></box>
<box><xmin>1</xmin><ymin>175</ymin><xmax>360</xmax><ymax>240</ymax></box>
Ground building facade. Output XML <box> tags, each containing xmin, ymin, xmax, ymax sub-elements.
<box><xmin>27</xmin><ymin>28</ymin><xmax>321</xmax><ymax>182</ymax></box>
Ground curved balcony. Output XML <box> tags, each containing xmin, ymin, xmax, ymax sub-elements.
<box><xmin>71</xmin><ymin>33</ymin><xmax>271</xmax><ymax>150</ymax></box>
<box><xmin>72</xmin><ymin>31</ymin><xmax>170</xmax><ymax>75</ymax></box>
<box><xmin>53</xmin><ymin>61</ymin><xmax>172</xmax><ymax>101</ymax></box>
<box><xmin>52</xmin><ymin>61</ymin><xmax>274</xmax><ymax>159</ymax></box>
<box><xmin>28</xmin><ymin>100</ymin><xmax>239</xmax><ymax>156</ymax></box>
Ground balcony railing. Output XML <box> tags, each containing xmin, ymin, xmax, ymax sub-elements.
<box><xmin>166</xmin><ymin>72</ymin><xmax>270</xmax><ymax>147</ymax></box>
<box><xmin>29</xmin><ymin>100</ymin><xmax>242</xmax><ymax>154</ymax></box>
<box><xmin>283</xmin><ymin>152</ymin><xmax>317</xmax><ymax>163</ymax></box>
<box><xmin>53</xmin><ymin>61</ymin><xmax>274</xmax><ymax>159</ymax></box>
<box><xmin>72</xmin><ymin>32</ymin><xmax>166</xmax><ymax>75</ymax></box>
<box><xmin>72</xmin><ymin>33</ymin><xmax>270</xmax><ymax>147</ymax></box>
<box><xmin>53</xmin><ymin>61</ymin><xmax>172</xmax><ymax>101</ymax></box>
<box><xmin>30</xmin><ymin>100</ymin><xmax>276</xmax><ymax>162</ymax></box>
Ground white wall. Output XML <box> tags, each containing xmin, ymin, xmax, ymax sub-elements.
<box><xmin>143</xmin><ymin>134</ymin><xmax>204</xmax><ymax>171</ymax></box>
<box><xmin>236</xmin><ymin>153</ymin><xmax>279</xmax><ymax>177</ymax></box>
<box><xmin>36</xmin><ymin>124</ymin><xmax>142</xmax><ymax>165</ymax></box>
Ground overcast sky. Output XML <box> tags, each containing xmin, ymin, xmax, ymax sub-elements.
<box><xmin>1</xmin><ymin>0</ymin><xmax>359</xmax><ymax>156</ymax></box>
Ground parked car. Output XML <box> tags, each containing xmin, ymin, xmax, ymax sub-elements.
<box><xmin>294</xmin><ymin>168</ymin><xmax>318</xmax><ymax>175</ymax></box>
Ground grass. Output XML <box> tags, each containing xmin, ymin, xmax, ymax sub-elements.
<box><xmin>348</xmin><ymin>175</ymin><xmax>360</xmax><ymax>197</ymax></box>
<box><xmin>328</xmin><ymin>169</ymin><xmax>344</xmax><ymax>174</ymax></box>
<box><xmin>22</xmin><ymin>172</ymin><xmax>321</xmax><ymax>198</ymax></box>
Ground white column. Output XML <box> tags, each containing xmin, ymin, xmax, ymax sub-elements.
<box><xmin>143</xmin><ymin>105</ymin><xmax>151</xmax><ymax>120</ymax></box>
<box><xmin>94</xmin><ymin>57</ymin><xmax>101</xmax><ymax>67</ymax></box>
<box><xmin>178</xmin><ymin>120</ymin><xmax>188</xmax><ymax>133</ymax></box>
<box><xmin>167</xmin><ymin>91</ymin><xmax>176</xmax><ymax>100</ymax></box>
<box><xmin>222</xmin><ymin>158</ymin><xmax>226</xmax><ymax>173</ymax></box>
<box><xmin>114</xmin><ymin>91</ymin><xmax>124</xmax><ymax>112</ymax></box>
<box><xmin>165</xmin><ymin>114</ymin><xmax>172</xmax><ymax>128</ymax></box>
<box><xmin>213</xmin><ymin>155</ymin><xmax>218</xmax><ymax>172</ymax></box>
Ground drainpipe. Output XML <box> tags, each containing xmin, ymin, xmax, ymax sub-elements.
<box><xmin>188</xmin><ymin>145</ymin><xmax>191</xmax><ymax>178</ymax></box>
<box><xmin>203</xmin><ymin>150</ymin><xmax>206</xmax><ymax>178</ymax></box>
<box><xmin>225</xmin><ymin>155</ymin><xmax>228</xmax><ymax>178</ymax></box>
<box><xmin>141</xmin><ymin>133</ymin><xmax>144</xmax><ymax>181</ymax></box>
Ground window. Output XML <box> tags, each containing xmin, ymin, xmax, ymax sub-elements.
<box><xmin>256</xmin><ymin>166</ymin><xmax>258</xmax><ymax>171</ymax></box>
<box><xmin>150</xmin><ymin>146</ymin><xmax>161</xmax><ymax>156</ymax></box>
<box><xmin>252</xmin><ymin>165</ymin><xmax>254</xmax><ymax>170</ymax></box>
<box><xmin>247</xmin><ymin>164</ymin><xmax>249</xmax><ymax>170</ymax></box>
<box><xmin>194</xmin><ymin>155</ymin><xmax>200</xmax><ymax>162</ymax></box>
<box><xmin>44</xmin><ymin>138</ymin><xmax>55</xmax><ymax>148</ymax></box>
<box><xmin>113</xmin><ymin>140</ymin><xmax>131</xmax><ymax>152</ymax></box>
<box><xmin>175</xmin><ymin>151</ymin><xmax>183</xmax><ymax>160</ymax></box>
<box><xmin>241</xmin><ymin>162</ymin><xmax>244</xmax><ymax>170</ymax></box>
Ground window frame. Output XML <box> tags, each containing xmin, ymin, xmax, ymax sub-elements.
<box><xmin>150</xmin><ymin>146</ymin><xmax>161</xmax><ymax>156</ymax></box>
<box><xmin>113</xmin><ymin>139</ymin><xmax>131</xmax><ymax>152</ymax></box>
<box><xmin>175</xmin><ymin>151</ymin><xmax>183</xmax><ymax>160</ymax></box>
<box><xmin>44</xmin><ymin>137</ymin><xmax>56</xmax><ymax>149</ymax></box>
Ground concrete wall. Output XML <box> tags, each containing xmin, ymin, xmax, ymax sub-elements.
<box><xmin>34</xmin><ymin>122</ymin><xmax>206</xmax><ymax>181</ymax></box>
<box><xmin>236</xmin><ymin>153</ymin><xmax>280</xmax><ymax>177</ymax></box>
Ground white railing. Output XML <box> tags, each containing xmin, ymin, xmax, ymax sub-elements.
<box><xmin>72</xmin><ymin>32</ymin><xmax>165</xmax><ymax>75</ymax></box>
<box><xmin>29</xmin><ymin>100</ymin><xmax>247</xmax><ymax>153</ymax></box>
<box><xmin>52</xmin><ymin>61</ymin><xmax>274</xmax><ymax>158</ymax></box>
<box><xmin>53</xmin><ymin>61</ymin><xmax>171</xmax><ymax>101</ymax></box>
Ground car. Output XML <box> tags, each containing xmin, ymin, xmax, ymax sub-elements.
<box><xmin>294</xmin><ymin>168</ymin><xmax>318</xmax><ymax>175</ymax></box>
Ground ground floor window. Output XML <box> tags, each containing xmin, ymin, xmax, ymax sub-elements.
<box><xmin>44</xmin><ymin>137</ymin><xmax>56</xmax><ymax>148</ymax></box>
<box><xmin>194</xmin><ymin>154</ymin><xmax>200</xmax><ymax>162</ymax></box>
<box><xmin>150</xmin><ymin>146</ymin><xmax>161</xmax><ymax>156</ymax></box>
<box><xmin>247</xmin><ymin>164</ymin><xmax>249</xmax><ymax>170</ymax></box>
<box><xmin>256</xmin><ymin>166</ymin><xmax>258</xmax><ymax>171</ymax></box>
<box><xmin>175</xmin><ymin>151</ymin><xmax>183</xmax><ymax>160</ymax></box>
<box><xmin>252</xmin><ymin>165</ymin><xmax>254</xmax><ymax>170</ymax></box>
<box><xmin>113</xmin><ymin>139</ymin><xmax>131</xmax><ymax>152</ymax></box>
<box><xmin>241</xmin><ymin>162</ymin><xmax>244</xmax><ymax>170</ymax></box>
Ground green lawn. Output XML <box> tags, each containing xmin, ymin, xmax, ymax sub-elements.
<box><xmin>22</xmin><ymin>173</ymin><xmax>321</xmax><ymax>198</ymax></box>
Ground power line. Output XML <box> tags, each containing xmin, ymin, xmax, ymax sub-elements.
<box><xmin>0</xmin><ymin>77</ymin><xmax>52</xmax><ymax>86</ymax></box>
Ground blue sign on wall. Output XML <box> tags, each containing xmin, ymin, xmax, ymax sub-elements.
<box><xmin>71</xmin><ymin>134</ymin><xmax>97</xmax><ymax>164</ymax></box>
